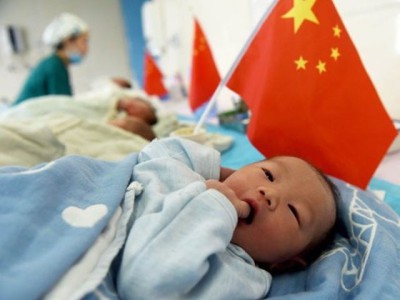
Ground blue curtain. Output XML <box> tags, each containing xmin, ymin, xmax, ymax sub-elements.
<box><xmin>119</xmin><ymin>0</ymin><xmax>147</xmax><ymax>87</ymax></box>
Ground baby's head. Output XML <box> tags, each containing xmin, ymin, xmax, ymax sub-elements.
<box><xmin>223</xmin><ymin>156</ymin><xmax>339</xmax><ymax>271</ymax></box>
<box><xmin>117</xmin><ymin>97</ymin><xmax>158</xmax><ymax>126</ymax></box>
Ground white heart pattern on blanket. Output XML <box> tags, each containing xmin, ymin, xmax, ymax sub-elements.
<box><xmin>62</xmin><ymin>204</ymin><xmax>108</xmax><ymax>228</ymax></box>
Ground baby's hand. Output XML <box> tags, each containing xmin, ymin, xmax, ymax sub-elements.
<box><xmin>205</xmin><ymin>179</ymin><xmax>250</xmax><ymax>219</ymax></box>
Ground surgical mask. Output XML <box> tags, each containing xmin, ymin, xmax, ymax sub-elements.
<box><xmin>67</xmin><ymin>51</ymin><xmax>84</xmax><ymax>64</ymax></box>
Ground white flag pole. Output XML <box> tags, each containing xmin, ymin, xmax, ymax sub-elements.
<box><xmin>194</xmin><ymin>0</ymin><xmax>279</xmax><ymax>133</ymax></box>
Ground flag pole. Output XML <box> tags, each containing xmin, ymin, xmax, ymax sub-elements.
<box><xmin>194</xmin><ymin>0</ymin><xmax>278</xmax><ymax>133</ymax></box>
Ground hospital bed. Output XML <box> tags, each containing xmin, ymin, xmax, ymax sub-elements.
<box><xmin>0</xmin><ymin>100</ymin><xmax>399</xmax><ymax>299</ymax></box>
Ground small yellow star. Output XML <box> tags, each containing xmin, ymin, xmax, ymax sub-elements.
<box><xmin>333</xmin><ymin>25</ymin><xmax>341</xmax><ymax>38</ymax></box>
<box><xmin>294</xmin><ymin>56</ymin><xmax>308</xmax><ymax>70</ymax></box>
<box><xmin>282</xmin><ymin>0</ymin><xmax>319</xmax><ymax>33</ymax></box>
<box><xmin>316</xmin><ymin>60</ymin><xmax>326</xmax><ymax>74</ymax></box>
<box><xmin>194</xmin><ymin>37</ymin><xmax>206</xmax><ymax>56</ymax></box>
<box><xmin>331</xmin><ymin>48</ymin><xmax>340</xmax><ymax>61</ymax></box>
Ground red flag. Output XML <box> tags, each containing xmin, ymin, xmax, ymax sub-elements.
<box><xmin>189</xmin><ymin>18</ymin><xmax>220</xmax><ymax>111</ymax></box>
<box><xmin>227</xmin><ymin>0</ymin><xmax>397</xmax><ymax>188</ymax></box>
<box><xmin>143</xmin><ymin>51</ymin><xmax>168</xmax><ymax>97</ymax></box>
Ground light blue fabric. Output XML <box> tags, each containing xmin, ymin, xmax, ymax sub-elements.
<box><xmin>268</xmin><ymin>177</ymin><xmax>400</xmax><ymax>299</ymax></box>
<box><xmin>0</xmin><ymin>154</ymin><xmax>137</xmax><ymax>300</ymax></box>
<box><xmin>0</xmin><ymin>138</ymin><xmax>271</xmax><ymax>299</ymax></box>
<box><xmin>117</xmin><ymin>137</ymin><xmax>271</xmax><ymax>299</ymax></box>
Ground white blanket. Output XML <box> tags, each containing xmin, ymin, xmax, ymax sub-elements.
<box><xmin>0</xmin><ymin>113</ymin><xmax>149</xmax><ymax>167</ymax></box>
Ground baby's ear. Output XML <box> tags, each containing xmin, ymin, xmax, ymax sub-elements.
<box><xmin>268</xmin><ymin>256</ymin><xmax>308</xmax><ymax>274</ymax></box>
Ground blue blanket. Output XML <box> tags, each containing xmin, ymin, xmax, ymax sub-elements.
<box><xmin>0</xmin><ymin>154</ymin><xmax>137</xmax><ymax>300</ymax></box>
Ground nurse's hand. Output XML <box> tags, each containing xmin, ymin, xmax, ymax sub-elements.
<box><xmin>205</xmin><ymin>179</ymin><xmax>251</xmax><ymax>219</ymax></box>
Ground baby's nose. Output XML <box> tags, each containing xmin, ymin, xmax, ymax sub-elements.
<box><xmin>258</xmin><ymin>187</ymin><xmax>278</xmax><ymax>210</ymax></box>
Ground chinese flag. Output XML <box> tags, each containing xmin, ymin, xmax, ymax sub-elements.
<box><xmin>189</xmin><ymin>18</ymin><xmax>221</xmax><ymax>111</ymax></box>
<box><xmin>143</xmin><ymin>51</ymin><xmax>168</xmax><ymax>97</ymax></box>
<box><xmin>227</xmin><ymin>0</ymin><xmax>397</xmax><ymax>188</ymax></box>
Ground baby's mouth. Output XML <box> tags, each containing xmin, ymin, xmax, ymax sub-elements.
<box><xmin>245</xmin><ymin>206</ymin><xmax>255</xmax><ymax>224</ymax></box>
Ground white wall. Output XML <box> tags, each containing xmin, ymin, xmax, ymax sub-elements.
<box><xmin>143</xmin><ymin>0</ymin><xmax>400</xmax><ymax>119</ymax></box>
<box><xmin>335</xmin><ymin>0</ymin><xmax>400</xmax><ymax>119</ymax></box>
<box><xmin>0</xmin><ymin>0</ymin><xmax>132</xmax><ymax>103</ymax></box>
<box><xmin>142</xmin><ymin>0</ymin><xmax>254</xmax><ymax>88</ymax></box>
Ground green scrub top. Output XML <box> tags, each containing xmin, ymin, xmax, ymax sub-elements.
<box><xmin>13</xmin><ymin>54</ymin><xmax>72</xmax><ymax>105</ymax></box>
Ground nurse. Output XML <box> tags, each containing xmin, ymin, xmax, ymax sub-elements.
<box><xmin>13</xmin><ymin>13</ymin><xmax>89</xmax><ymax>105</ymax></box>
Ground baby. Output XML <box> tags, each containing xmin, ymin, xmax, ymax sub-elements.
<box><xmin>0</xmin><ymin>136</ymin><xmax>338</xmax><ymax>299</ymax></box>
<box><xmin>109</xmin><ymin>96</ymin><xmax>158</xmax><ymax>140</ymax></box>
<box><xmin>209</xmin><ymin>156</ymin><xmax>338</xmax><ymax>272</ymax></box>
<box><xmin>117</xmin><ymin>137</ymin><xmax>339</xmax><ymax>299</ymax></box>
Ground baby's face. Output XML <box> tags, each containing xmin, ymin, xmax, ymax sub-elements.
<box><xmin>122</xmin><ymin>97</ymin><xmax>156</xmax><ymax>125</ymax></box>
<box><xmin>224</xmin><ymin>156</ymin><xmax>335</xmax><ymax>265</ymax></box>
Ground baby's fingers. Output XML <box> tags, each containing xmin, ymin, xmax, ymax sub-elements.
<box><xmin>235</xmin><ymin>200</ymin><xmax>251</xmax><ymax>219</ymax></box>
<box><xmin>205</xmin><ymin>179</ymin><xmax>250</xmax><ymax>219</ymax></box>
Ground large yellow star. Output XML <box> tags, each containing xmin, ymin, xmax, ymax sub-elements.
<box><xmin>282</xmin><ymin>0</ymin><xmax>319</xmax><ymax>33</ymax></box>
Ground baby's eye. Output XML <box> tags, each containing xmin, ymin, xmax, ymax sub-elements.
<box><xmin>288</xmin><ymin>204</ymin><xmax>300</xmax><ymax>225</ymax></box>
<box><xmin>262</xmin><ymin>168</ymin><xmax>274</xmax><ymax>182</ymax></box>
